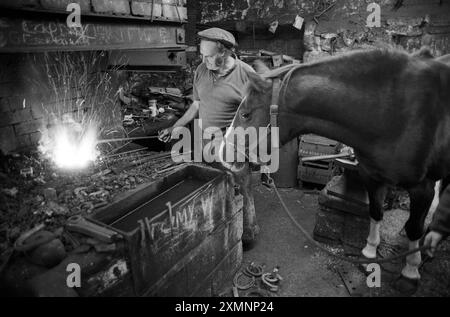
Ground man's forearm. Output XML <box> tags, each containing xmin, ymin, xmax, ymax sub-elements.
<box><xmin>173</xmin><ymin>101</ymin><xmax>199</xmax><ymax>128</ymax></box>
<box><xmin>430</xmin><ymin>184</ymin><xmax>450</xmax><ymax>237</ymax></box>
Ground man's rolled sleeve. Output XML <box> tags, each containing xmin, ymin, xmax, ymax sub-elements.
<box><xmin>193</xmin><ymin>69</ymin><xmax>201</xmax><ymax>102</ymax></box>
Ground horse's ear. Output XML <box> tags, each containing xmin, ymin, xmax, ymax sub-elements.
<box><xmin>247</xmin><ymin>71</ymin><xmax>272</xmax><ymax>93</ymax></box>
<box><xmin>252</xmin><ymin>59</ymin><xmax>270</xmax><ymax>74</ymax></box>
<box><xmin>412</xmin><ymin>46</ymin><xmax>434</xmax><ymax>59</ymax></box>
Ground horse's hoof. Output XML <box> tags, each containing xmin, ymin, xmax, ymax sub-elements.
<box><xmin>391</xmin><ymin>275</ymin><xmax>419</xmax><ymax>296</ymax></box>
<box><xmin>242</xmin><ymin>225</ymin><xmax>260</xmax><ymax>250</ymax></box>
<box><xmin>361</xmin><ymin>244</ymin><xmax>378</xmax><ymax>259</ymax></box>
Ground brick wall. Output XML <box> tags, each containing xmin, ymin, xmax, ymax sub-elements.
<box><xmin>0</xmin><ymin>0</ymin><xmax>188</xmax><ymax>21</ymax></box>
<box><xmin>0</xmin><ymin>52</ymin><xmax>121</xmax><ymax>154</ymax></box>
<box><xmin>302</xmin><ymin>0</ymin><xmax>450</xmax><ymax>62</ymax></box>
<box><xmin>237</xmin><ymin>24</ymin><xmax>304</xmax><ymax>59</ymax></box>
<box><xmin>186</xmin><ymin>0</ymin><xmax>199</xmax><ymax>47</ymax></box>
<box><xmin>0</xmin><ymin>54</ymin><xmax>40</xmax><ymax>154</ymax></box>
<box><xmin>198</xmin><ymin>0</ymin><xmax>450</xmax><ymax>60</ymax></box>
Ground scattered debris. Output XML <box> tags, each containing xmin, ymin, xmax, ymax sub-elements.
<box><xmin>43</xmin><ymin>188</ymin><xmax>57</xmax><ymax>201</ymax></box>
<box><xmin>233</xmin><ymin>271</ymin><xmax>256</xmax><ymax>290</ymax></box>
<box><xmin>232</xmin><ymin>262</ymin><xmax>283</xmax><ymax>296</ymax></box>
<box><xmin>244</xmin><ymin>262</ymin><xmax>264</xmax><ymax>277</ymax></box>
<box><xmin>72</xmin><ymin>244</ymin><xmax>91</xmax><ymax>254</ymax></box>
<box><xmin>2</xmin><ymin>187</ymin><xmax>18</xmax><ymax>197</ymax></box>
<box><xmin>66</xmin><ymin>215</ymin><xmax>121</xmax><ymax>243</ymax></box>
<box><xmin>46</xmin><ymin>201</ymin><xmax>69</xmax><ymax>216</ymax></box>
<box><xmin>14</xmin><ymin>224</ymin><xmax>48</xmax><ymax>252</ymax></box>
<box><xmin>156</xmin><ymin>162</ymin><xmax>186</xmax><ymax>174</ymax></box>
<box><xmin>20</xmin><ymin>167</ymin><xmax>34</xmax><ymax>178</ymax></box>
<box><xmin>0</xmin><ymin>247</ymin><xmax>13</xmax><ymax>272</ymax></box>
<box><xmin>261</xmin><ymin>267</ymin><xmax>283</xmax><ymax>292</ymax></box>
<box><xmin>94</xmin><ymin>243</ymin><xmax>117</xmax><ymax>253</ymax></box>
<box><xmin>0</xmin><ymin>151</ymin><xmax>179</xmax><ymax>253</ymax></box>
<box><xmin>28</xmin><ymin>238</ymin><xmax>66</xmax><ymax>268</ymax></box>
<box><xmin>336</xmin><ymin>263</ymin><xmax>367</xmax><ymax>297</ymax></box>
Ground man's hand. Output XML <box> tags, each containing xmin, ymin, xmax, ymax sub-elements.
<box><xmin>158</xmin><ymin>127</ymin><xmax>174</xmax><ymax>143</ymax></box>
<box><xmin>423</xmin><ymin>231</ymin><xmax>444</xmax><ymax>257</ymax></box>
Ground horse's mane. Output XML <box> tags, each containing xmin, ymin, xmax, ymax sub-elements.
<box><xmin>260</xmin><ymin>63</ymin><xmax>300</xmax><ymax>80</ymax></box>
<box><xmin>246</xmin><ymin>48</ymin><xmax>423</xmax><ymax>95</ymax></box>
<box><xmin>247</xmin><ymin>63</ymin><xmax>301</xmax><ymax>93</ymax></box>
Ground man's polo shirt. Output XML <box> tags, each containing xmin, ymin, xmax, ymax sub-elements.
<box><xmin>193</xmin><ymin>59</ymin><xmax>255</xmax><ymax>132</ymax></box>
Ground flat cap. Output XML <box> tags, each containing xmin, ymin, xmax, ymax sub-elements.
<box><xmin>197</xmin><ymin>27</ymin><xmax>236</xmax><ymax>48</ymax></box>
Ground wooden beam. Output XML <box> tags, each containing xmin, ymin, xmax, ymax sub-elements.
<box><xmin>0</xmin><ymin>15</ymin><xmax>186</xmax><ymax>52</ymax></box>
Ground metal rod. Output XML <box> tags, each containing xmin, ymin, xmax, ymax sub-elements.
<box><xmin>96</xmin><ymin>135</ymin><xmax>160</xmax><ymax>144</ymax></box>
<box><xmin>134</xmin><ymin>150</ymin><xmax>192</xmax><ymax>161</ymax></box>
<box><xmin>105</xmin><ymin>141</ymin><xmax>133</xmax><ymax>156</ymax></box>
<box><xmin>175</xmin><ymin>0</ymin><xmax>182</xmax><ymax>23</ymax></box>
<box><xmin>151</xmin><ymin>0</ymin><xmax>155</xmax><ymax>22</ymax></box>
<box><xmin>314</xmin><ymin>1</ymin><xmax>336</xmax><ymax>23</ymax></box>
<box><xmin>301</xmin><ymin>153</ymin><xmax>351</xmax><ymax>162</ymax></box>
<box><xmin>252</xmin><ymin>23</ymin><xmax>256</xmax><ymax>49</ymax></box>
<box><xmin>103</xmin><ymin>148</ymin><xmax>148</xmax><ymax>159</ymax></box>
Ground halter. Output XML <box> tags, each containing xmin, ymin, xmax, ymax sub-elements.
<box><xmin>229</xmin><ymin>66</ymin><xmax>293</xmax><ymax>164</ymax></box>
<box><xmin>269</xmin><ymin>78</ymin><xmax>281</xmax><ymax>150</ymax></box>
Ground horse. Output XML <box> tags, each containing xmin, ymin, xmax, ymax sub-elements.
<box><xmin>414</xmin><ymin>50</ymin><xmax>450</xmax><ymax>192</ymax></box>
<box><xmin>219</xmin><ymin>48</ymin><xmax>450</xmax><ymax>292</ymax></box>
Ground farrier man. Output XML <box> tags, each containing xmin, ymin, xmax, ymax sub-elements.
<box><xmin>159</xmin><ymin>28</ymin><xmax>259</xmax><ymax>245</ymax></box>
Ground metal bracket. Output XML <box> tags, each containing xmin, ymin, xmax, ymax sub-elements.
<box><xmin>176</xmin><ymin>28</ymin><xmax>185</xmax><ymax>44</ymax></box>
<box><xmin>272</xmin><ymin>55</ymin><xmax>283</xmax><ymax>68</ymax></box>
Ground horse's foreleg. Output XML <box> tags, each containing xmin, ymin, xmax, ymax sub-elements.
<box><xmin>360</xmin><ymin>176</ymin><xmax>387</xmax><ymax>259</ymax></box>
<box><xmin>402</xmin><ymin>180</ymin><xmax>435</xmax><ymax>280</ymax></box>
<box><xmin>363</xmin><ymin>219</ymin><xmax>382</xmax><ymax>258</ymax></box>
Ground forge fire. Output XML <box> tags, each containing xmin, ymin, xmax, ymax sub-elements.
<box><xmin>1</xmin><ymin>0</ymin><xmax>450</xmax><ymax>302</ymax></box>
<box><xmin>39</xmin><ymin>115</ymin><xmax>99</xmax><ymax>169</ymax></box>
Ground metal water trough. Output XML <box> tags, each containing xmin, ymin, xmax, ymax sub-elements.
<box><xmin>92</xmin><ymin>164</ymin><xmax>243</xmax><ymax>296</ymax></box>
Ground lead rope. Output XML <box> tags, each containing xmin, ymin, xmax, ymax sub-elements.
<box><xmin>264</xmin><ymin>175</ymin><xmax>430</xmax><ymax>264</ymax></box>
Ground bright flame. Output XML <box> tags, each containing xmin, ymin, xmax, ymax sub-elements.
<box><xmin>39</xmin><ymin>114</ymin><xmax>99</xmax><ymax>169</ymax></box>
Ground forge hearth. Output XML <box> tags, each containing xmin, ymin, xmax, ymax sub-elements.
<box><xmin>0</xmin><ymin>161</ymin><xmax>243</xmax><ymax>297</ymax></box>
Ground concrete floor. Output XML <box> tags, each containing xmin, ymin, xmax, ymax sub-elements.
<box><xmin>230</xmin><ymin>181</ymin><xmax>450</xmax><ymax>297</ymax></box>
<box><xmin>239</xmin><ymin>183</ymin><xmax>349</xmax><ymax>297</ymax></box>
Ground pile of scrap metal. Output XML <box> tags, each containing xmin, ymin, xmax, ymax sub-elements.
<box><xmin>224</xmin><ymin>262</ymin><xmax>283</xmax><ymax>297</ymax></box>
<box><xmin>119</xmin><ymin>86</ymin><xmax>187</xmax><ymax>123</ymax></box>
<box><xmin>118</xmin><ymin>78</ymin><xmax>192</xmax><ymax>138</ymax></box>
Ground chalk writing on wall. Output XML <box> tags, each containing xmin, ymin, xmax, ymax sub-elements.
<box><xmin>0</xmin><ymin>17</ymin><xmax>183</xmax><ymax>52</ymax></box>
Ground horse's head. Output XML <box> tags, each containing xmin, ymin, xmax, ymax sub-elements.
<box><xmin>219</xmin><ymin>60</ymin><xmax>285</xmax><ymax>172</ymax></box>
<box><xmin>235</xmin><ymin>60</ymin><xmax>274</xmax><ymax>131</ymax></box>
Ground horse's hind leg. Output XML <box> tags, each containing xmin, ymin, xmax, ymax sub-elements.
<box><xmin>360</xmin><ymin>175</ymin><xmax>388</xmax><ymax>259</ymax></box>
<box><xmin>401</xmin><ymin>179</ymin><xmax>435</xmax><ymax>280</ymax></box>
